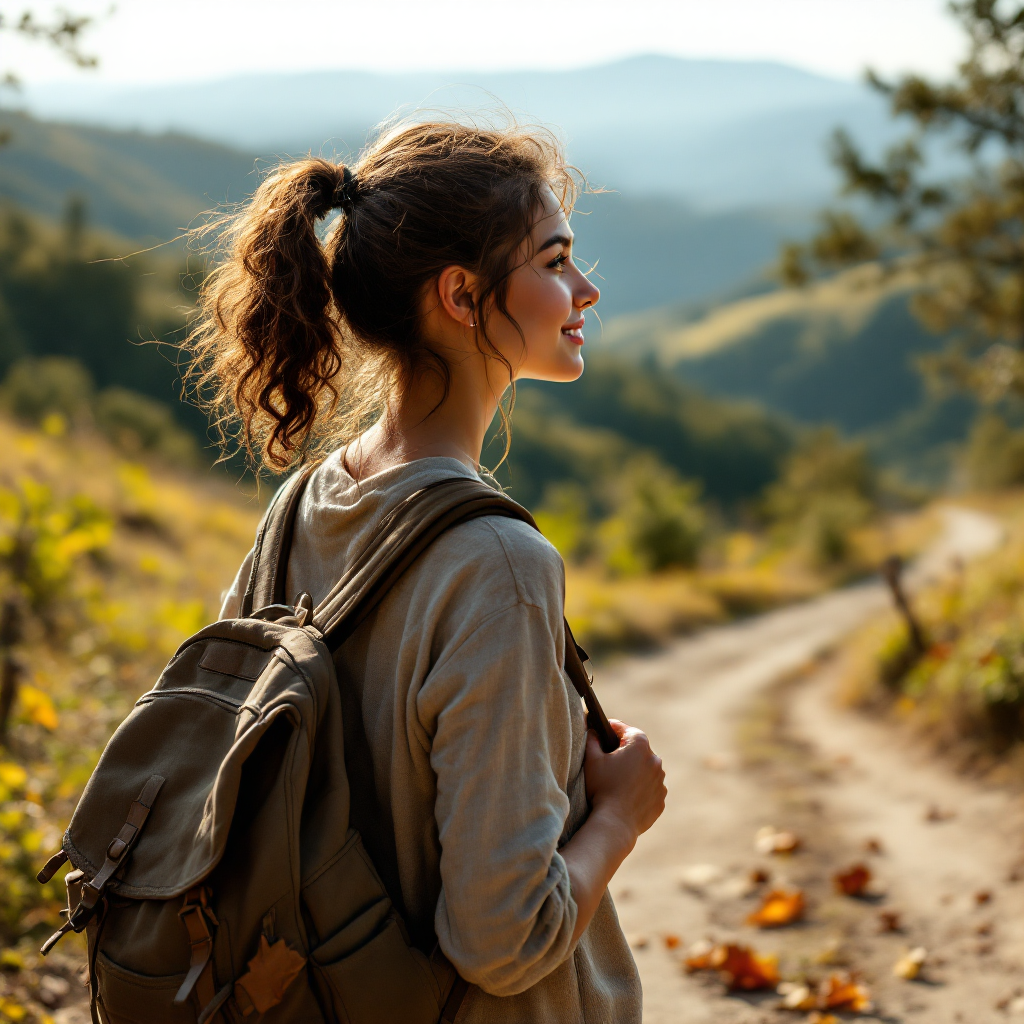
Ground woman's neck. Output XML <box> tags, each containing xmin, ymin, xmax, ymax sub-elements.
<box><xmin>346</xmin><ymin>358</ymin><xmax>505</xmax><ymax>480</ymax></box>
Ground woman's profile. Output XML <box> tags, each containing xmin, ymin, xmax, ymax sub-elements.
<box><xmin>203</xmin><ymin>120</ymin><xmax>667</xmax><ymax>1022</ymax></box>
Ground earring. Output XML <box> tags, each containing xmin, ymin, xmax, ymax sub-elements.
<box><xmin>468</xmin><ymin>320</ymin><xmax>476</xmax><ymax>328</ymax></box>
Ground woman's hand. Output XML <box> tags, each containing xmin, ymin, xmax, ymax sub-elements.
<box><xmin>562</xmin><ymin>719</ymin><xmax>666</xmax><ymax>944</ymax></box>
<box><xmin>584</xmin><ymin>719</ymin><xmax>666</xmax><ymax>846</ymax></box>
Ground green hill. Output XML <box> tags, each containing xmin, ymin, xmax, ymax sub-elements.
<box><xmin>0</xmin><ymin>109</ymin><xmax>797</xmax><ymax>318</ymax></box>
<box><xmin>0</xmin><ymin>110</ymin><xmax>256</xmax><ymax>242</ymax></box>
<box><xmin>599</xmin><ymin>265</ymin><xmax>976</xmax><ymax>483</ymax></box>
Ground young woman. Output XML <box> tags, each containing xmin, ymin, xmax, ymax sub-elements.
<box><xmin>203</xmin><ymin>121</ymin><xmax>666</xmax><ymax>1022</ymax></box>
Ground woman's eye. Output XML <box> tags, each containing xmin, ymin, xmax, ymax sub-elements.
<box><xmin>548</xmin><ymin>253</ymin><xmax>570</xmax><ymax>270</ymax></box>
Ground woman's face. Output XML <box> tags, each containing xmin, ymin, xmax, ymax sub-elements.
<box><xmin>488</xmin><ymin>188</ymin><xmax>600</xmax><ymax>384</ymax></box>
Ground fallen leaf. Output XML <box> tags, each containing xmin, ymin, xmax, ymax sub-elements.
<box><xmin>777</xmin><ymin>981</ymin><xmax>816</xmax><ymax>1010</ymax></box>
<box><xmin>893</xmin><ymin>946</ymin><xmax>927</xmax><ymax>980</ymax></box>
<box><xmin>685</xmin><ymin>943</ymin><xmax>779</xmax><ymax>990</ymax></box>
<box><xmin>750</xmin><ymin>867</ymin><xmax>771</xmax><ymax>885</ymax></box>
<box><xmin>755</xmin><ymin>826</ymin><xmax>801</xmax><ymax>855</ymax></box>
<box><xmin>747</xmin><ymin>888</ymin><xmax>805</xmax><ymax>928</ymax></box>
<box><xmin>834</xmin><ymin>863</ymin><xmax>871</xmax><ymax>897</ymax></box>
<box><xmin>664</xmin><ymin>934</ymin><xmax>681</xmax><ymax>950</ymax></box>
<box><xmin>683</xmin><ymin>939</ymin><xmax>715</xmax><ymax>967</ymax></box>
<box><xmin>975</xmin><ymin>890</ymin><xmax>992</xmax><ymax>905</ymax></box>
<box><xmin>877</xmin><ymin>910</ymin><xmax>902</xmax><ymax>933</ymax></box>
<box><xmin>818</xmin><ymin>972</ymin><xmax>872</xmax><ymax>1012</ymax></box>
<box><xmin>864</xmin><ymin>837</ymin><xmax>884</xmax><ymax>855</ymax></box>
<box><xmin>234</xmin><ymin>936</ymin><xmax>307</xmax><ymax>1014</ymax></box>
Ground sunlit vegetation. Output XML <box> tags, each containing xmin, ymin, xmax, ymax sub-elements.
<box><xmin>0</xmin><ymin>415</ymin><xmax>258</xmax><ymax>1017</ymax></box>
<box><xmin>840</xmin><ymin>494</ymin><xmax>1024</xmax><ymax>774</ymax></box>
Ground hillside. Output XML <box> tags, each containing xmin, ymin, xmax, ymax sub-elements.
<box><xmin>19</xmin><ymin>55</ymin><xmax>895</xmax><ymax>209</ymax></box>
<box><xmin>0</xmin><ymin>108</ymin><xmax>796</xmax><ymax>317</ymax></box>
<box><xmin>600</xmin><ymin>265</ymin><xmax>976</xmax><ymax>482</ymax></box>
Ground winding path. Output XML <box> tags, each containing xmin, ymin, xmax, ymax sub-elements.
<box><xmin>601</xmin><ymin>508</ymin><xmax>1019</xmax><ymax>1023</ymax></box>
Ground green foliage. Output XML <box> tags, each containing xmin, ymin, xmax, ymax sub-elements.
<box><xmin>0</xmin><ymin>478</ymin><xmax>111</xmax><ymax>615</ymax></box>
<box><xmin>0</xmin><ymin>355</ymin><xmax>92</xmax><ymax>427</ymax></box>
<box><xmin>493</xmin><ymin>352</ymin><xmax>794</xmax><ymax>512</ymax></box>
<box><xmin>963</xmin><ymin>411</ymin><xmax>1024</xmax><ymax>488</ymax></box>
<box><xmin>0</xmin><ymin>201</ymin><xmax>193</xmax><ymax>409</ymax></box>
<box><xmin>783</xmin><ymin>1</ymin><xmax>1024</xmax><ymax>411</ymax></box>
<box><xmin>94</xmin><ymin>387</ymin><xmax>198</xmax><ymax>466</ymax></box>
<box><xmin>600</xmin><ymin>459</ymin><xmax>706</xmax><ymax>574</ymax></box>
<box><xmin>0</xmin><ymin>356</ymin><xmax>198</xmax><ymax>467</ymax></box>
<box><xmin>763</xmin><ymin>427</ymin><xmax>877</xmax><ymax>566</ymax></box>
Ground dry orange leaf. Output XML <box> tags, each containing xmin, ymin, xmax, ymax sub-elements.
<box><xmin>893</xmin><ymin>946</ymin><xmax>927</xmax><ymax>980</ymax></box>
<box><xmin>818</xmin><ymin>972</ymin><xmax>873</xmax><ymax>1013</ymax></box>
<box><xmin>975</xmin><ymin>890</ymin><xmax>992</xmax><ymax>905</ymax></box>
<box><xmin>234</xmin><ymin>935</ymin><xmax>307</xmax><ymax>1014</ymax></box>
<box><xmin>746</xmin><ymin>887</ymin><xmax>805</xmax><ymax>928</ymax></box>
<box><xmin>664</xmin><ymin>934</ymin><xmax>682</xmax><ymax>949</ymax></box>
<box><xmin>834</xmin><ymin>863</ymin><xmax>871</xmax><ymax>897</ymax></box>
<box><xmin>685</xmin><ymin>942</ymin><xmax>779</xmax><ymax>991</ymax></box>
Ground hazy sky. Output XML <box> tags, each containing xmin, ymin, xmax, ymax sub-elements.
<box><xmin>6</xmin><ymin>0</ymin><xmax>965</xmax><ymax>85</ymax></box>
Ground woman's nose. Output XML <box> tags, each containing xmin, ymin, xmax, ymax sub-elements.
<box><xmin>576</xmin><ymin>274</ymin><xmax>600</xmax><ymax>310</ymax></box>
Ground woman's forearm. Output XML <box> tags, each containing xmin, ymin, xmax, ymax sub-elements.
<box><xmin>560</xmin><ymin>806</ymin><xmax>637</xmax><ymax>945</ymax></box>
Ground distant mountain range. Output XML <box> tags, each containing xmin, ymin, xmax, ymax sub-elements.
<box><xmin>0</xmin><ymin>109</ymin><xmax>805</xmax><ymax>318</ymax></box>
<box><xmin>15</xmin><ymin>55</ymin><xmax>898</xmax><ymax>210</ymax></box>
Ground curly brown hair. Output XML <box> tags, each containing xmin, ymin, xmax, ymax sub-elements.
<box><xmin>185</xmin><ymin>120</ymin><xmax>581</xmax><ymax>471</ymax></box>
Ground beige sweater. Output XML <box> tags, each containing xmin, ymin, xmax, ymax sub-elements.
<box><xmin>220</xmin><ymin>451</ymin><xmax>640</xmax><ymax>1023</ymax></box>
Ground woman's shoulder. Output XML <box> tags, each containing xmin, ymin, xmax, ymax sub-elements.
<box><xmin>419</xmin><ymin>512</ymin><xmax>564</xmax><ymax>614</ymax></box>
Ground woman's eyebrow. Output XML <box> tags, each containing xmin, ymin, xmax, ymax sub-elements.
<box><xmin>538</xmin><ymin>232</ymin><xmax>573</xmax><ymax>251</ymax></box>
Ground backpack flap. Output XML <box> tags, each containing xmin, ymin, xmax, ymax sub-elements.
<box><xmin>61</xmin><ymin>617</ymin><xmax>334</xmax><ymax>901</ymax></box>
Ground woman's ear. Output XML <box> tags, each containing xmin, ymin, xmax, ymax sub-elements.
<box><xmin>435</xmin><ymin>265</ymin><xmax>480</xmax><ymax>328</ymax></box>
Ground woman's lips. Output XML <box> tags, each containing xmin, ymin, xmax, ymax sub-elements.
<box><xmin>562</xmin><ymin>319</ymin><xmax>585</xmax><ymax>345</ymax></box>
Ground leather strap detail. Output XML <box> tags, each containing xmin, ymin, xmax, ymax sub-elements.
<box><xmin>563</xmin><ymin>620</ymin><xmax>619</xmax><ymax>752</ymax></box>
<box><xmin>174</xmin><ymin>886</ymin><xmax>218</xmax><ymax>1010</ymax></box>
<box><xmin>197</xmin><ymin>982</ymin><xmax>234</xmax><ymax>1024</ymax></box>
<box><xmin>41</xmin><ymin>776</ymin><xmax>164</xmax><ymax>955</ymax></box>
<box><xmin>79</xmin><ymin>775</ymin><xmax>165</xmax><ymax>910</ymax></box>
<box><xmin>36</xmin><ymin>848</ymin><xmax>68</xmax><ymax>884</ymax></box>
<box><xmin>441</xmin><ymin>973</ymin><xmax>471</xmax><ymax>1023</ymax></box>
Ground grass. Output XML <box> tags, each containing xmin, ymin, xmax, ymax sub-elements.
<box><xmin>838</xmin><ymin>492</ymin><xmax>1024</xmax><ymax>780</ymax></box>
<box><xmin>566</xmin><ymin>510</ymin><xmax>939</xmax><ymax>656</ymax></box>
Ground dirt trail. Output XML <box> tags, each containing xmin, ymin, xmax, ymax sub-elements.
<box><xmin>602</xmin><ymin>507</ymin><xmax>1021</xmax><ymax>1023</ymax></box>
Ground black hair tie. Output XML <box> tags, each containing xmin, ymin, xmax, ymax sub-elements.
<box><xmin>333</xmin><ymin>166</ymin><xmax>359</xmax><ymax>213</ymax></box>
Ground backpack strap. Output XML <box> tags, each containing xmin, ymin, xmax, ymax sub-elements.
<box><xmin>307</xmin><ymin>477</ymin><xmax>619</xmax><ymax>753</ymax></box>
<box><xmin>246</xmin><ymin>472</ymin><xmax>620</xmax><ymax>747</ymax></box>
<box><xmin>239</xmin><ymin>465</ymin><xmax>318</xmax><ymax>617</ymax></box>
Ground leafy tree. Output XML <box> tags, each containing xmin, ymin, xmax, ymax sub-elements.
<box><xmin>783</xmin><ymin>1</ymin><xmax>1024</xmax><ymax>407</ymax></box>
<box><xmin>763</xmin><ymin>428</ymin><xmax>877</xmax><ymax>566</ymax></box>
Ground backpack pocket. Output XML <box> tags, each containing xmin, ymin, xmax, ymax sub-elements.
<box><xmin>302</xmin><ymin>831</ymin><xmax>444</xmax><ymax>1023</ymax></box>
<box><xmin>94</xmin><ymin>951</ymin><xmax>193</xmax><ymax>1024</ymax></box>
<box><xmin>311</xmin><ymin>915</ymin><xmax>441</xmax><ymax>1024</ymax></box>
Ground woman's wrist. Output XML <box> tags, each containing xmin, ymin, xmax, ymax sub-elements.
<box><xmin>587</xmin><ymin>801</ymin><xmax>639</xmax><ymax>859</ymax></box>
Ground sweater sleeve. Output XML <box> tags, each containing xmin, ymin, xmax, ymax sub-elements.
<box><xmin>423</xmin><ymin>597</ymin><xmax>578</xmax><ymax>997</ymax></box>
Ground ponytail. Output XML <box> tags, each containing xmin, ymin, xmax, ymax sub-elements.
<box><xmin>186</xmin><ymin>122</ymin><xmax>580</xmax><ymax>472</ymax></box>
<box><xmin>189</xmin><ymin>158</ymin><xmax>350</xmax><ymax>469</ymax></box>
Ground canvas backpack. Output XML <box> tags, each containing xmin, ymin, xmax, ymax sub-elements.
<box><xmin>36</xmin><ymin>467</ymin><xmax>617</xmax><ymax>1024</ymax></box>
